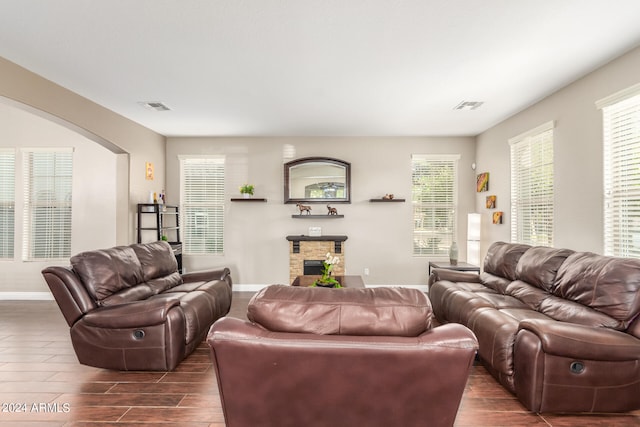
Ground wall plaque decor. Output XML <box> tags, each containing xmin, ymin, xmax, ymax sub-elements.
<box><xmin>476</xmin><ymin>172</ymin><xmax>489</xmax><ymax>192</ymax></box>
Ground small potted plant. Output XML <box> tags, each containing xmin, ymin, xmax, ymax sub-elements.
<box><xmin>239</xmin><ymin>184</ymin><xmax>254</xmax><ymax>198</ymax></box>
<box><xmin>313</xmin><ymin>253</ymin><xmax>342</xmax><ymax>288</ymax></box>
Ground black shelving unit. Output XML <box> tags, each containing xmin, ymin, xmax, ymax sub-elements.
<box><xmin>137</xmin><ymin>203</ymin><xmax>182</xmax><ymax>272</ymax></box>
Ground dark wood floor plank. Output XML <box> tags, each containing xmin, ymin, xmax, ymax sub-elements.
<box><xmin>52</xmin><ymin>392</ymin><xmax>187</xmax><ymax>408</ymax></box>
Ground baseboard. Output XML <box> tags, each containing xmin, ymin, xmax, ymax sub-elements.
<box><xmin>0</xmin><ymin>292</ymin><xmax>54</xmax><ymax>301</ymax></box>
<box><xmin>365</xmin><ymin>284</ymin><xmax>428</xmax><ymax>292</ymax></box>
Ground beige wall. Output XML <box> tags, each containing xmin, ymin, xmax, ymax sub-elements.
<box><xmin>475</xmin><ymin>45</ymin><xmax>640</xmax><ymax>259</ymax></box>
<box><xmin>0</xmin><ymin>57</ymin><xmax>165</xmax><ymax>296</ymax></box>
<box><xmin>166</xmin><ymin>136</ymin><xmax>476</xmax><ymax>287</ymax></box>
<box><xmin>0</xmin><ymin>103</ymin><xmax>117</xmax><ymax>292</ymax></box>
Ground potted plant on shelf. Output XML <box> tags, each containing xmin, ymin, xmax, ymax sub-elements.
<box><xmin>239</xmin><ymin>184</ymin><xmax>254</xmax><ymax>198</ymax></box>
<box><xmin>312</xmin><ymin>253</ymin><xmax>342</xmax><ymax>288</ymax></box>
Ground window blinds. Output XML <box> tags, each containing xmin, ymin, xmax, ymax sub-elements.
<box><xmin>0</xmin><ymin>149</ymin><xmax>15</xmax><ymax>259</ymax></box>
<box><xmin>22</xmin><ymin>148</ymin><xmax>73</xmax><ymax>260</ymax></box>
<box><xmin>509</xmin><ymin>122</ymin><xmax>554</xmax><ymax>247</ymax></box>
<box><xmin>601</xmin><ymin>91</ymin><xmax>640</xmax><ymax>257</ymax></box>
<box><xmin>411</xmin><ymin>154</ymin><xmax>459</xmax><ymax>256</ymax></box>
<box><xmin>180</xmin><ymin>156</ymin><xmax>225</xmax><ymax>255</ymax></box>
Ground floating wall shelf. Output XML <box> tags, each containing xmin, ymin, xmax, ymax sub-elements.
<box><xmin>230</xmin><ymin>198</ymin><xmax>267</xmax><ymax>202</ymax></box>
<box><xmin>291</xmin><ymin>214</ymin><xmax>344</xmax><ymax>219</ymax></box>
<box><xmin>369</xmin><ymin>198</ymin><xmax>406</xmax><ymax>202</ymax></box>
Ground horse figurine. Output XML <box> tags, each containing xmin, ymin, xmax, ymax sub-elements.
<box><xmin>327</xmin><ymin>205</ymin><xmax>338</xmax><ymax>215</ymax></box>
<box><xmin>296</xmin><ymin>203</ymin><xmax>312</xmax><ymax>215</ymax></box>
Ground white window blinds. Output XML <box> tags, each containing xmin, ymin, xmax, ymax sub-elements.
<box><xmin>509</xmin><ymin>122</ymin><xmax>554</xmax><ymax>247</ymax></box>
<box><xmin>180</xmin><ymin>156</ymin><xmax>225</xmax><ymax>255</ymax></box>
<box><xmin>22</xmin><ymin>148</ymin><xmax>73</xmax><ymax>260</ymax></box>
<box><xmin>0</xmin><ymin>149</ymin><xmax>15</xmax><ymax>259</ymax></box>
<box><xmin>599</xmin><ymin>87</ymin><xmax>640</xmax><ymax>257</ymax></box>
<box><xmin>411</xmin><ymin>154</ymin><xmax>459</xmax><ymax>256</ymax></box>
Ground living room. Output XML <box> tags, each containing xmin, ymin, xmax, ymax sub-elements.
<box><xmin>1</xmin><ymin>1</ymin><xmax>640</xmax><ymax>425</ymax></box>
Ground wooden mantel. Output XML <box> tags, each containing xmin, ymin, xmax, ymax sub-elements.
<box><xmin>286</xmin><ymin>235</ymin><xmax>348</xmax><ymax>254</ymax></box>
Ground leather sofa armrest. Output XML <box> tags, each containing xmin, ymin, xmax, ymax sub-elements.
<box><xmin>182</xmin><ymin>267</ymin><xmax>231</xmax><ymax>284</ymax></box>
<box><xmin>518</xmin><ymin>319</ymin><xmax>640</xmax><ymax>361</ymax></box>
<box><xmin>82</xmin><ymin>295</ymin><xmax>182</xmax><ymax>328</ymax></box>
<box><xmin>429</xmin><ymin>268</ymin><xmax>481</xmax><ymax>286</ymax></box>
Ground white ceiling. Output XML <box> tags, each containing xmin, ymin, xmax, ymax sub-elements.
<box><xmin>1</xmin><ymin>0</ymin><xmax>640</xmax><ymax>137</ymax></box>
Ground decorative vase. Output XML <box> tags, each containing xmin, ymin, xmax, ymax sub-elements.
<box><xmin>449</xmin><ymin>242</ymin><xmax>459</xmax><ymax>265</ymax></box>
<box><xmin>242</xmin><ymin>193</ymin><xmax>250</xmax><ymax>199</ymax></box>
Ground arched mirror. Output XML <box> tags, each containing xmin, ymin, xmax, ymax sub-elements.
<box><xmin>284</xmin><ymin>157</ymin><xmax>351</xmax><ymax>204</ymax></box>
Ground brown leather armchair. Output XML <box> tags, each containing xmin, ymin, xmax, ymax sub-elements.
<box><xmin>207</xmin><ymin>285</ymin><xmax>478</xmax><ymax>427</ymax></box>
<box><xmin>42</xmin><ymin>241</ymin><xmax>233</xmax><ymax>371</ymax></box>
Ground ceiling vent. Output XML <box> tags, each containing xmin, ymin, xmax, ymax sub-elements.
<box><xmin>139</xmin><ymin>101</ymin><xmax>171</xmax><ymax>111</ymax></box>
<box><xmin>454</xmin><ymin>101</ymin><xmax>484</xmax><ymax>111</ymax></box>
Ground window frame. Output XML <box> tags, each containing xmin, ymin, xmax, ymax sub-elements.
<box><xmin>21</xmin><ymin>147</ymin><xmax>74</xmax><ymax>261</ymax></box>
<box><xmin>0</xmin><ymin>149</ymin><xmax>15</xmax><ymax>260</ymax></box>
<box><xmin>509</xmin><ymin>121</ymin><xmax>555</xmax><ymax>247</ymax></box>
<box><xmin>411</xmin><ymin>154</ymin><xmax>460</xmax><ymax>257</ymax></box>
<box><xmin>598</xmin><ymin>84</ymin><xmax>640</xmax><ymax>257</ymax></box>
<box><xmin>179</xmin><ymin>155</ymin><xmax>226</xmax><ymax>256</ymax></box>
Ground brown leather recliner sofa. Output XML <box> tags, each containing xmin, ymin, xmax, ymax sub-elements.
<box><xmin>42</xmin><ymin>241</ymin><xmax>233</xmax><ymax>371</ymax></box>
<box><xmin>429</xmin><ymin>241</ymin><xmax>640</xmax><ymax>413</ymax></box>
<box><xmin>207</xmin><ymin>285</ymin><xmax>478</xmax><ymax>427</ymax></box>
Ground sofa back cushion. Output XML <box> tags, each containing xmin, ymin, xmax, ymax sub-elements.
<box><xmin>483</xmin><ymin>242</ymin><xmax>531</xmax><ymax>281</ymax></box>
<box><xmin>247</xmin><ymin>285</ymin><xmax>433</xmax><ymax>336</ymax></box>
<box><xmin>131</xmin><ymin>241</ymin><xmax>179</xmax><ymax>281</ymax></box>
<box><xmin>515</xmin><ymin>246</ymin><xmax>574</xmax><ymax>291</ymax></box>
<box><xmin>554</xmin><ymin>252</ymin><xmax>640</xmax><ymax>326</ymax></box>
<box><xmin>71</xmin><ymin>246</ymin><xmax>145</xmax><ymax>302</ymax></box>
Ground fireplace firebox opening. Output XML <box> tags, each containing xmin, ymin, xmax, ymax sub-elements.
<box><xmin>303</xmin><ymin>260</ymin><xmax>324</xmax><ymax>275</ymax></box>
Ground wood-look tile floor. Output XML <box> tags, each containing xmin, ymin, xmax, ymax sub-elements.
<box><xmin>1</xmin><ymin>292</ymin><xmax>639</xmax><ymax>426</ymax></box>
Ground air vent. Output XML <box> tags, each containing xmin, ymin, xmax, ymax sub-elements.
<box><xmin>139</xmin><ymin>101</ymin><xmax>171</xmax><ymax>112</ymax></box>
<box><xmin>454</xmin><ymin>101</ymin><xmax>484</xmax><ymax>111</ymax></box>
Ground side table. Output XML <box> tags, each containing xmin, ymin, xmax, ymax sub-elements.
<box><xmin>428</xmin><ymin>261</ymin><xmax>480</xmax><ymax>277</ymax></box>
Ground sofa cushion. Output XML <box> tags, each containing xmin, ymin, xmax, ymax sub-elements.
<box><xmin>71</xmin><ymin>246</ymin><xmax>144</xmax><ymax>302</ymax></box>
<box><xmin>248</xmin><ymin>285</ymin><xmax>433</xmax><ymax>336</ymax></box>
<box><xmin>100</xmin><ymin>284</ymin><xmax>155</xmax><ymax>306</ymax></box>
<box><xmin>131</xmin><ymin>241</ymin><xmax>180</xmax><ymax>282</ymax></box>
<box><xmin>515</xmin><ymin>246</ymin><xmax>574</xmax><ymax>291</ymax></box>
<box><xmin>554</xmin><ymin>252</ymin><xmax>640</xmax><ymax>325</ymax></box>
<box><xmin>538</xmin><ymin>295</ymin><xmax>623</xmax><ymax>329</ymax></box>
<box><xmin>483</xmin><ymin>242</ymin><xmax>531</xmax><ymax>281</ymax></box>
<box><xmin>504</xmin><ymin>281</ymin><xmax>550</xmax><ymax>311</ymax></box>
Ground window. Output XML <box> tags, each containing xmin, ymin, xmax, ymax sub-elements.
<box><xmin>22</xmin><ymin>148</ymin><xmax>73</xmax><ymax>260</ymax></box>
<box><xmin>598</xmin><ymin>85</ymin><xmax>640</xmax><ymax>257</ymax></box>
<box><xmin>411</xmin><ymin>154</ymin><xmax>459</xmax><ymax>256</ymax></box>
<box><xmin>0</xmin><ymin>149</ymin><xmax>15</xmax><ymax>259</ymax></box>
<box><xmin>509</xmin><ymin>122</ymin><xmax>554</xmax><ymax>246</ymax></box>
<box><xmin>180</xmin><ymin>156</ymin><xmax>225</xmax><ymax>255</ymax></box>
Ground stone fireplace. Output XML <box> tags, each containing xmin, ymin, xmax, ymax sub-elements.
<box><xmin>286</xmin><ymin>235</ymin><xmax>347</xmax><ymax>284</ymax></box>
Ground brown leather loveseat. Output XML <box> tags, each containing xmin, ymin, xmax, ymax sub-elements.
<box><xmin>42</xmin><ymin>241</ymin><xmax>233</xmax><ymax>371</ymax></box>
<box><xmin>429</xmin><ymin>241</ymin><xmax>640</xmax><ymax>413</ymax></box>
<box><xmin>208</xmin><ymin>285</ymin><xmax>478</xmax><ymax>427</ymax></box>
